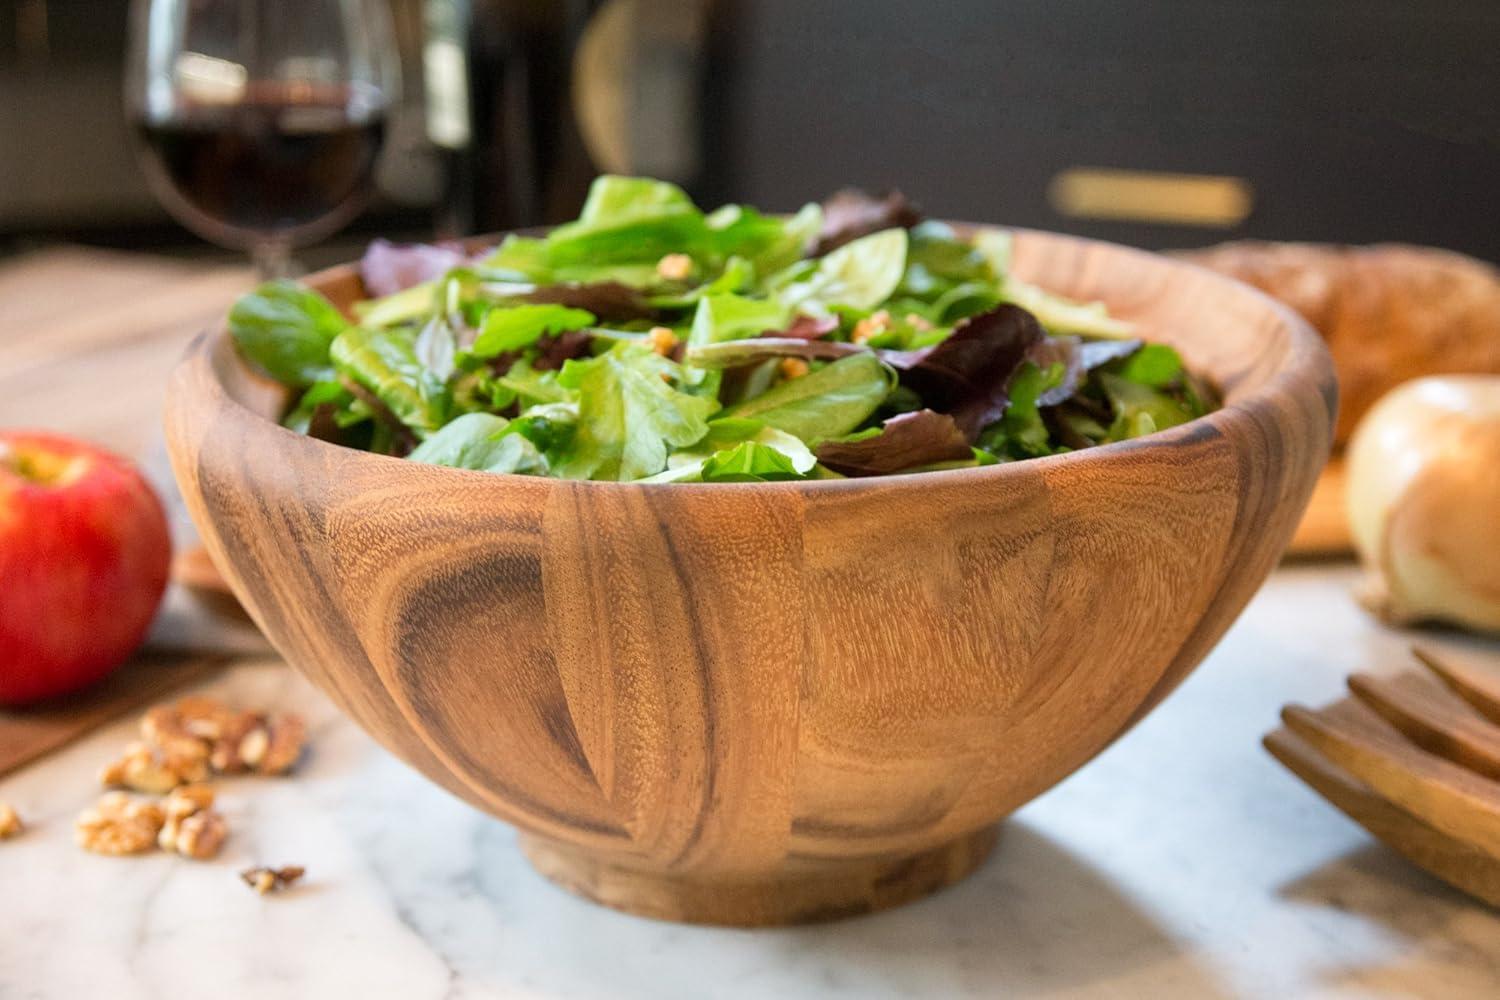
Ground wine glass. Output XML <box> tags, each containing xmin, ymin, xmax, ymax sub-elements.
<box><xmin>126</xmin><ymin>0</ymin><xmax>400</xmax><ymax>279</ymax></box>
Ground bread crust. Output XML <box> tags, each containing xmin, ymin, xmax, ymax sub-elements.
<box><xmin>1181</xmin><ymin>242</ymin><xmax>1500</xmax><ymax>445</ymax></box>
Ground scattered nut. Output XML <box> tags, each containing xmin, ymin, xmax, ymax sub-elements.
<box><xmin>240</xmin><ymin>865</ymin><xmax>306</xmax><ymax>895</ymax></box>
<box><xmin>656</xmin><ymin>253</ymin><xmax>693</xmax><ymax>281</ymax></box>
<box><xmin>137</xmin><ymin>696</ymin><xmax>304</xmax><ymax>778</ymax></box>
<box><xmin>158</xmin><ymin>784</ymin><xmax>221</xmax><ymax>854</ymax></box>
<box><xmin>141</xmin><ymin>703</ymin><xmax>214</xmax><ymax>762</ymax></box>
<box><xmin>165</xmin><ymin>783</ymin><xmax>216</xmax><ymax>817</ymax></box>
<box><xmin>99</xmin><ymin>741</ymin><xmax>206</xmax><ymax>794</ymax></box>
<box><xmin>81</xmin><ymin>696</ymin><xmax>306</xmax><ymax>863</ymax></box>
<box><xmin>208</xmin><ymin>711</ymin><xmax>266</xmax><ymax>774</ymax></box>
<box><xmin>0</xmin><ymin>801</ymin><xmax>22</xmax><ymax>839</ymax></box>
<box><xmin>170</xmin><ymin>810</ymin><xmax>227</xmax><ymax>860</ymax></box>
<box><xmin>75</xmin><ymin>793</ymin><xmax>165</xmax><ymax>856</ymax></box>
<box><xmin>646</xmin><ymin>326</ymin><xmax>678</xmax><ymax>357</ymax></box>
<box><xmin>779</xmin><ymin>358</ymin><xmax>810</xmax><ymax>380</ymax></box>
<box><xmin>237</xmin><ymin>726</ymin><xmax>270</xmax><ymax>770</ymax></box>
<box><xmin>904</xmin><ymin>312</ymin><xmax>934</xmax><ymax>332</ymax></box>
<box><xmin>851</xmin><ymin>309</ymin><xmax>892</xmax><ymax>344</ymax></box>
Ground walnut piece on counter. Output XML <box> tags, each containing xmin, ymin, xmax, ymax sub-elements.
<box><xmin>257</xmin><ymin>714</ymin><xmax>307</xmax><ymax>776</ymax></box>
<box><xmin>75</xmin><ymin>695</ymin><xmax>308</xmax><ymax>864</ymax></box>
<box><xmin>99</xmin><ymin>740</ymin><xmax>209</xmax><ymax>794</ymax></box>
<box><xmin>138</xmin><ymin>696</ymin><xmax>306</xmax><ymax>778</ymax></box>
<box><xmin>240</xmin><ymin>865</ymin><xmax>306</xmax><ymax>895</ymax></box>
<box><xmin>75</xmin><ymin>793</ymin><xmax>166</xmax><ymax>856</ymax></box>
<box><xmin>169</xmin><ymin>811</ymin><xmax>228</xmax><ymax>860</ymax></box>
<box><xmin>0</xmin><ymin>801</ymin><xmax>22</xmax><ymax>839</ymax></box>
<box><xmin>157</xmin><ymin>784</ymin><xmax>226</xmax><ymax>860</ymax></box>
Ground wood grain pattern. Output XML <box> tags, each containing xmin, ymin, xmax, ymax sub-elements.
<box><xmin>163</xmin><ymin>227</ymin><xmax>1336</xmax><ymax>924</ymax></box>
<box><xmin>1283</xmin><ymin>698</ymin><xmax>1500</xmax><ymax>858</ymax></box>
<box><xmin>1287</xmin><ymin>458</ymin><xmax>1350</xmax><ymax>556</ymax></box>
<box><xmin>1349</xmin><ymin>671</ymin><xmax>1500</xmax><ymax>782</ymax></box>
<box><xmin>1265</xmin><ymin>726</ymin><xmax>1500</xmax><ymax>909</ymax></box>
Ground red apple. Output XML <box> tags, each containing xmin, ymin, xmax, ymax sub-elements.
<box><xmin>0</xmin><ymin>431</ymin><xmax>171</xmax><ymax>705</ymax></box>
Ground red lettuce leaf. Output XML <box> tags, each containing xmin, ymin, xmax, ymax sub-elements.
<box><xmin>533</xmin><ymin>330</ymin><xmax>597</xmax><ymax>371</ymax></box>
<box><xmin>814</xmin><ymin>189</ymin><xmax>923</xmax><ymax>255</ymax></box>
<box><xmin>775</xmin><ymin>313</ymin><xmax>840</xmax><ymax>340</ymax></box>
<box><xmin>815</xmin><ymin>409</ymin><xmax>972</xmax><ymax>476</ymax></box>
<box><xmin>361</xmin><ymin>239</ymin><xmax>469</xmax><ymax>297</ymax></box>
<box><xmin>883</xmin><ymin>304</ymin><xmax>1044</xmax><ymax>438</ymax></box>
<box><xmin>523</xmin><ymin>281</ymin><xmax>658</xmax><ymax>322</ymax></box>
<box><xmin>1028</xmin><ymin>336</ymin><xmax>1083</xmax><ymax>407</ymax></box>
<box><xmin>1077</xmin><ymin>337</ymin><xmax>1142</xmax><ymax>371</ymax></box>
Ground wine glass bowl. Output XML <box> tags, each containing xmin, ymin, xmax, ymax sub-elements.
<box><xmin>126</xmin><ymin>0</ymin><xmax>398</xmax><ymax>278</ymax></box>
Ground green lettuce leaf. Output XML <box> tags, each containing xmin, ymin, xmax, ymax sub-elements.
<box><xmin>469</xmin><ymin>304</ymin><xmax>595</xmax><ymax>358</ymax></box>
<box><xmin>701</xmin><ymin>441</ymin><xmax>803</xmax><ymax>482</ymax></box>
<box><xmin>776</xmin><ymin>228</ymin><xmax>908</xmax><ymax>314</ymax></box>
<box><xmin>544</xmin><ymin>175</ymin><xmax>710</xmax><ymax>267</ymax></box>
<box><xmin>977</xmin><ymin>361</ymin><xmax>1067</xmax><ymax>459</ymax></box>
<box><xmin>229</xmin><ymin>280</ymin><xmax>349</xmax><ymax>386</ymax></box>
<box><xmin>719</xmin><ymin>352</ymin><xmax>894</xmax><ymax>443</ymax></box>
<box><xmin>1112</xmin><ymin>343</ymin><xmax>1184</xmax><ymax>387</ymax></box>
<box><xmin>707</xmin><ymin>202</ymin><xmax>822</xmax><ymax>277</ymax></box>
<box><xmin>408</xmin><ymin>413</ymin><xmax>548</xmax><ymax>475</ymax></box>
<box><xmin>552</xmin><ymin>343</ymin><xmax>718</xmax><ymax>481</ymax></box>
<box><xmin>688</xmin><ymin>293</ymin><xmax>791</xmax><ymax>346</ymax></box>
<box><xmin>639</xmin><ymin>425</ymin><xmax>816</xmax><ymax>483</ymax></box>
<box><xmin>330</xmin><ymin>326</ymin><xmax>449</xmax><ymax>437</ymax></box>
<box><xmin>1099</xmin><ymin>373</ymin><xmax>1198</xmax><ymax>441</ymax></box>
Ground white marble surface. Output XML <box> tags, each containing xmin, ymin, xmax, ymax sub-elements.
<box><xmin>4</xmin><ymin>564</ymin><xmax>1500</xmax><ymax>999</ymax></box>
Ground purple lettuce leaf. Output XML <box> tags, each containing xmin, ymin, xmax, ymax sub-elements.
<box><xmin>814</xmin><ymin>189</ymin><xmax>923</xmax><ymax>255</ymax></box>
<box><xmin>814</xmin><ymin>409</ymin><xmax>973</xmax><ymax>476</ymax></box>
<box><xmin>360</xmin><ymin>239</ymin><xmax>470</xmax><ymax>297</ymax></box>
<box><xmin>522</xmin><ymin>281</ymin><xmax>658</xmax><ymax>322</ymax></box>
<box><xmin>775</xmin><ymin>313</ymin><xmax>841</xmax><ymax>340</ymax></box>
<box><xmin>1077</xmin><ymin>337</ymin><xmax>1142</xmax><ymax>372</ymax></box>
<box><xmin>883</xmin><ymin>304</ymin><xmax>1043</xmax><ymax>438</ymax></box>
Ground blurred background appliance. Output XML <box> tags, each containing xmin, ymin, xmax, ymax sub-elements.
<box><xmin>2</xmin><ymin>0</ymin><xmax>1497</xmax><ymax>261</ymax></box>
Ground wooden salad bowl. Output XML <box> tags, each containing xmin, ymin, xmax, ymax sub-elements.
<box><xmin>164</xmin><ymin>227</ymin><xmax>1336</xmax><ymax>925</ymax></box>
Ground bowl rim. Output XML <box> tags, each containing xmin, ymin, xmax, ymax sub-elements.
<box><xmin>185</xmin><ymin>224</ymin><xmax>1335</xmax><ymax>495</ymax></box>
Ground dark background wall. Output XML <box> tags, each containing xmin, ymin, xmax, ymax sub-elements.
<box><xmin>2</xmin><ymin>0</ymin><xmax>1497</xmax><ymax>261</ymax></box>
<box><xmin>701</xmin><ymin>0</ymin><xmax>1500</xmax><ymax>258</ymax></box>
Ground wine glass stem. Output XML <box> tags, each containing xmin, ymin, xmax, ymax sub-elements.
<box><xmin>251</xmin><ymin>237</ymin><xmax>294</xmax><ymax>281</ymax></box>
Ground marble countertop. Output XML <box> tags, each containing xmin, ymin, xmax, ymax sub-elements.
<box><xmin>5</xmin><ymin>562</ymin><xmax>1500</xmax><ymax>999</ymax></box>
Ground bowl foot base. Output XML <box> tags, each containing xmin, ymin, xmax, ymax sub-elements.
<box><xmin>518</xmin><ymin>824</ymin><xmax>1000</xmax><ymax>926</ymax></box>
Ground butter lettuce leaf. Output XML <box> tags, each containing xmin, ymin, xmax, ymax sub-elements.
<box><xmin>720</xmin><ymin>352</ymin><xmax>893</xmax><ymax>443</ymax></box>
<box><xmin>409</xmin><ymin>413</ymin><xmax>548</xmax><ymax>475</ymax></box>
<box><xmin>470</xmin><ymin>304</ymin><xmax>595</xmax><ymax>359</ymax></box>
<box><xmin>330</xmin><ymin>326</ymin><xmax>449</xmax><ymax>437</ymax></box>
<box><xmin>544</xmin><ymin>175</ymin><xmax>710</xmax><ymax>268</ymax></box>
<box><xmin>776</xmin><ymin>228</ymin><xmax>908</xmax><ymax>314</ymax></box>
<box><xmin>552</xmin><ymin>343</ymin><xmax>718</xmax><ymax>481</ymax></box>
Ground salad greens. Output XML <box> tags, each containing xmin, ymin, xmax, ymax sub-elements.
<box><xmin>229</xmin><ymin>176</ymin><xmax>1216</xmax><ymax>483</ymax></box>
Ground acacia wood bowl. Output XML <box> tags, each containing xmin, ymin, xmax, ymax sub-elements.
<box><xmin>164</xmin><ymin>227</ymin><xmax>1336</xmax><ymax>925</ymax></box>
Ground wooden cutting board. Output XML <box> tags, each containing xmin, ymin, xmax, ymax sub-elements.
<box><xmin>1287</xmin><ymin>458</ymin><xmax>1352</xmax><ymax>557</ymax></box>
<box><xmin>0</xmin><ymin>648</ymin><xmax>231</xmax><ymax>778</ymax></box>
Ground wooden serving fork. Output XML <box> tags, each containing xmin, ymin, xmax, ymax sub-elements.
<box><xmin>1265</xmin><ymin>646</ymin><xmax>1500</xmax><ymax>907</ymax></box>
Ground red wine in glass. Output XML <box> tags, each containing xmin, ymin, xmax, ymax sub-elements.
<box><xmin>126</xmin><ymin>0</ymin><xmax>400</xmax><ymax>279</ymax></box>
<box><xmin>134</xmin><ymin>83</ymin><xmax>386</xmax><ymax>276</ymax></box>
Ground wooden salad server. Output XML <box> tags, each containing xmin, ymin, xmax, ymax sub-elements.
<box><xmin>1268</xmin><ymin>647</ymin><xmax>1500</xmax><ymax>906</ymax></box>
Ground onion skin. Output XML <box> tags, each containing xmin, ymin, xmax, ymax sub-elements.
<box><xmin>1346</xmin><ymin>376</ymin><xmax>1500</xmax><ymax>633</ymax></box>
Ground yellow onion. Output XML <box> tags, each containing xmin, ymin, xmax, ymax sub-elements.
<box><xmin>1346</xmin><ymin>375</ymin><xmax>1500</xmax><ymax>633</ymax></box>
